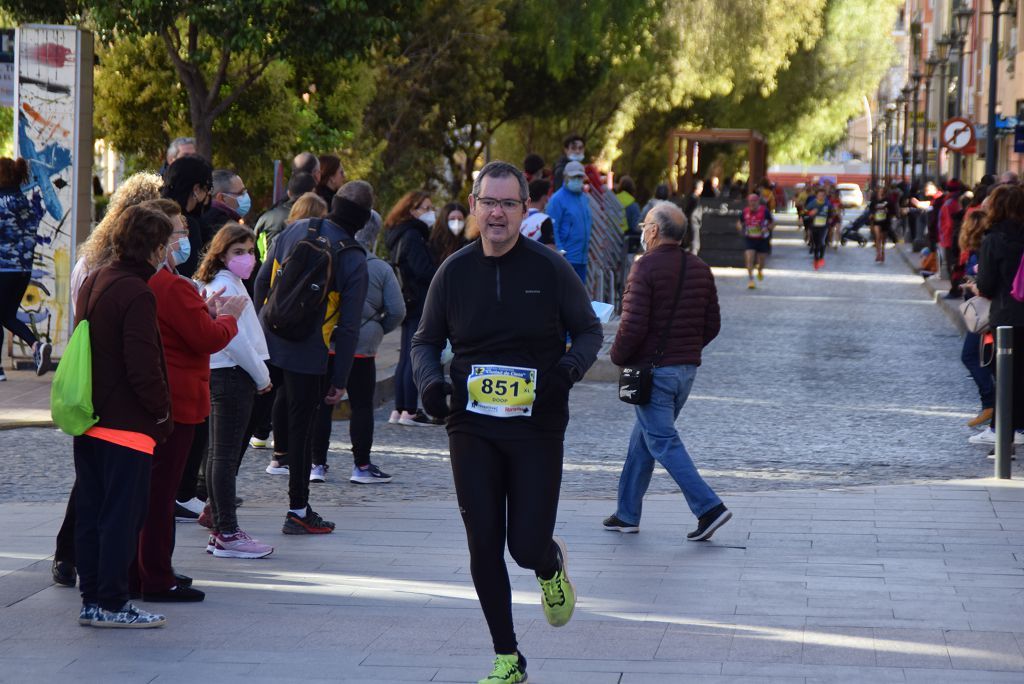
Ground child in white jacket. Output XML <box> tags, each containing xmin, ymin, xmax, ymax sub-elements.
<box><xmin>193</xmin><ymin>223</ymin><xmax>274</xmax><ymax>559</ymax></box>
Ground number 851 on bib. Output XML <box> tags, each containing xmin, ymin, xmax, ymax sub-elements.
<box><xmin>466</xmin><ymin>364</ymin><xmax>537</xmax><ymax>418</ymax></box>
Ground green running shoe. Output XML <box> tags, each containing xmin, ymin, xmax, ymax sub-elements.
<box><xmin>537</xmin><ymin>535</ymin><xmax>576</xmax><ymax>627</ymax></box>
<box><xmin>478</xmin><ymin>652</ymin><xmax>527</xmax><ymax>683</ymax></box>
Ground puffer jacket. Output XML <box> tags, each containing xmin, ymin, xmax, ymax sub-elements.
<box><xmin>610</xmin><ymin>243</ymin><xmax>720</xmax><ymax>367</ymax></box>
<box><xmin>977</xmin><ymin>219</ymin><xmax>1024</xmax><ymax>327</ymax></box>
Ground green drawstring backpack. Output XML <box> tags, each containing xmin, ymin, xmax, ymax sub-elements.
<box><xmin>50</xmin><ymin>275</ymin><xmax>128</xmax><ymax>436</ymax></box>
<box><xmin>50</xmin><ymin>319</ymin><xmax>97</xmax><ymax>435</ymax></box>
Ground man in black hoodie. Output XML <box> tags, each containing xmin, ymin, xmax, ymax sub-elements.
<box><xmin>411</xmin><ymin>161</ymin><xmax>601</xmax><ymax>684</ymax></box>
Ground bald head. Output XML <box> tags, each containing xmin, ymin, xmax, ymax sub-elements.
<box><xmin>293</xmin><ymin>152</ymin><xmax>320</xmax><ymax>182</ymax></box>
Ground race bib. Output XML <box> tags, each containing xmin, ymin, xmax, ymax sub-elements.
<box><xmin>813</xmin><ymin>215</ymin><xmax>827</xmax><ymax>227</ymax></box>
<box><xmin>745</xmin><ymin>224</ymin><xmax>764</xmax><ymax>237</ymax></box>
<box><xmin>874</xmin><ymin>210</ymin><xmax>887</xmax><ymax>221</ymax></box>
<box><xmin>466</xmin><ymin>364</ymin><xmax>537</xmax><ymax>418</ymax></box>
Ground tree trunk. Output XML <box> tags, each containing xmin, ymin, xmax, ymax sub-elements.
<box><xmin>192</xmin><ymin>118</ymin><xmax>214</xmax><ymax>162</ymax></box>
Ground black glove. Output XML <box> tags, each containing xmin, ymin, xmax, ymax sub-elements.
<box><xmin>422</xmin><ymin>381</ymin><xmax>452</xmax><ymax>420</ymax></box>
<box><xmin>546</xmin><ymin>364</ymin><xmax>576</xmax><ymax>402</ymax></box>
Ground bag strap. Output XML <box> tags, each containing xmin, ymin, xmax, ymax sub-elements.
<box><xmin>652</xmin><ymin>249</ymin><xmax>687</xmax><ymax>367</ymax></box>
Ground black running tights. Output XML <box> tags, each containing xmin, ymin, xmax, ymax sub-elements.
<box><xmin>449</xmin><ymin>432</ymin><xmax>563</xmax><ymax>654</ymax></box>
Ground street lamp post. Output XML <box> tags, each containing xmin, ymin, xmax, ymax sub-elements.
<box><xmin>885</xmin><ymin>104</ymin><xmax>897</xmax><ymax>184</ymax></box>
<box><xmin>924</xmin><ymin>55</ymin><xmax>940</xmax><ymax>183</ymax></box>
<box><xmin>902</xmin><ymin>84</ymin><xmax>914</xmax><ymax>182</ymax></box>
<box><xmin>952</xmin><ymin>4</ymin><xmax>973</xmax><ymax>178</ymax></box>
<box><xmin>910</xmin><ymin>71</ymin><xmax>923</xmax><ymax>185</ymax></box>
<box><xmin>936</xmin><ymin>35</ymin><xmax>953</xmax><ymax>181</ymax></box>
<box><xmin>985</xmin><ymin>0</ymin><xmax>1007</xmax><ymax>176</ymax></box>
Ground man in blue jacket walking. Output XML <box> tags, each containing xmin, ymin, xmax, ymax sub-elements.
<box><xmin>546</xmin><ymin>160</ymin><xmax>592</xmax><ymax>282</ymax></box>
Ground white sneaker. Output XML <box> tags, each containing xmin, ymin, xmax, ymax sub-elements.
<box><xmin>388</xmin><ymin>410</ymin><xmax>401</xmax><ymax>424</ymax></box>
<box><xmin>177</xmin><ymin>497</ymin><xmax>205</xmax><ymax>516</ymax></box>
<box><xmin>310</xmin><ymin>464</ymin><xmax>327</xmax><ymax>482</ymax></box>
<box><xmin>969</xmin><ymin>427</ymin><xmax>1024</xmax><ymax>445</ymax></box>
<box><xmin>249</xmin><ymin>436</ymin><xmax>270</xmax><ymax>449</ymax></box>
<box><xmin>265</xmin><ymin>460</ymin><xmax>289</xmax><ymax>475</ymax></box>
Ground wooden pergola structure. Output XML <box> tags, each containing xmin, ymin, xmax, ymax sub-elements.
<box><xmin>668</xmin><ymin>128</ymin><xmax>768</xmax><ymax>195</ymax></box>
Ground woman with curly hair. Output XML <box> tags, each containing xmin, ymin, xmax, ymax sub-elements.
<box><xmin>70</xmin><ymin>172</ymin><xmax>165</xmax><ymax>313</ymax></box>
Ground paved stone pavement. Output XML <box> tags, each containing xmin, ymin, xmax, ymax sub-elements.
<box><xmin>1</xmin><ymin>215</ymin><xmax>1022</xmax><ymax>682</ymax></box>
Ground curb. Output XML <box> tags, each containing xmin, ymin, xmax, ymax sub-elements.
<box><xmin>893</xmin><ymin>243</ymin><xmax>966</xmax><ymax>335</ymax></box>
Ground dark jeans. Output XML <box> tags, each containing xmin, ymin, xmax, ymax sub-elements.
<box><xmin>0</xmin><ymin>271</ymin><xmax>38</xmax><ymax>349</ymax></box>
<box><xmin>240</xmin><ymin>362</ymin><xmax>284</xmax><ymax>466</ymax></box>
<box><xmin>136</xmin><ymin>422</ymin><xmax>195</xmax><ymax>593</ymax></box>
<box><xmin>393</xmin><ymin>316</ymin><xmax>420</xmax><ymax>413</ymax></box>
<box><xmin>993</xmin><ymin>327</ymin><xmax>1024</xmax><ymax>430</ymax></box>
<box><xmin>347</xmin><ymin>356</ymin><xmax>377</xmax><ymax>468</ymax></box>
<box><xmin>312</xmin><ymin>355</ymin><xmax>336</xmax><ymax>468</ymax></box>
<box><xmin>962</xmin><ymin>332</ymin><xmax>995</xmax><ymax>410</ymax></box>
<box><xmin>206</xmin><ymin>367</ymin><xmax>256</xmax><ymax>532</ymax></box>
<box><xmin>449</xmin><ymin>431</ymin><xmax>563</xmax><ymax>655</ymax></box>
<box><xmin>55</xmin><ymin>485</ymin><xmax>76</xmax><ymax>564</ymax></box>
<box><xmin>177</xmin><ymin>418</ymin><xmax>207</xmax><ymax>502</ymax></box>
<box><xmin>281</xmin><ymin>367</ymin><xmax>323</xmax><ymax>511</ymax></box>
<box><xmin>313</xmin><ymin>356</ymin><xmax>376</xmax><ymax>468</ymax></box>
<box><xmin>73</xmin><ymin>434</ymin><xmax>151</xmax><ymax>611</ymax></box>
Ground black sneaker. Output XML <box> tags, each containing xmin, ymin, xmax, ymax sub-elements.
<box><xmin>142</xmin><ymin>585</ymin><xmax>206</xmax><ymax>602</ymax></box>
<box><xmin>350</xmin><ymin>463</ymin><xmax>393</xmax><ymax>484</ymax></box>
<box><xmin>52</xmin><ymin>560</ymin><xmax>76</xmax><ymax>587</ymax></box>
<box><xmin>602</xmin><ymin>515</ymin><xmax>639</xmax><ymax>534</ymax></box>
<box><xmin>687</xmin><ymin>504</ymin><xmax>732</xmax><ymax>541</ymax></box>
<box><xmin>174</xmin><ymin>501</ymin><xmax>199</xmax><ymax>523</ymax></box>
<box><xmin>173</xmin><ymin>572</ymin><xmax>192</xmax><ymax>587</ymax></box>
<box><xmin>411</xmin><ymin>409</ymin><xmax>443</xmax><ymax>426</ymax></box>
<box><xmin>34</xmin><ymin>342</ymin><xmax>52</xmax><ymax>376</ymax></box>
<box><xmin>282</xmin><ymin>507</ymin><xmax>336</xmax><ymax>535</ymax></box>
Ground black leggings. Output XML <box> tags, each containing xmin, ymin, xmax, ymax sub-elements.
<box><xmin>449</xmin><ymin>431</ymin><xmax>563</xmax><ymax>654</ymax></box>
<box><xmin>0</xmin><ymin>271</ymin><xmax>38</xmax><ymax>350</ymax></box>
<box><xmin>810</xmin><ymin>226</ymin><xmax>828</xmax><ymax>260</ymax></box>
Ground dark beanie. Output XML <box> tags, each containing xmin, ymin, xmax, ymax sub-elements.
<box><xmin>329</xmin><ymin>196</ymin><xmax>371</xmax><ymax>233</ymax></box>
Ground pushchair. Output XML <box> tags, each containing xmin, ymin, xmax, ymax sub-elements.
<box><xmin>840</xmin><ymin>208</ymin><xmax>869</xmax><ymax>247</ymax></box>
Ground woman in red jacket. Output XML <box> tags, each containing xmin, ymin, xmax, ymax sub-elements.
<box><xmin>135</xmin><ymin>199</ymin><xmax>245</xmax><ymax>602</ymax></box>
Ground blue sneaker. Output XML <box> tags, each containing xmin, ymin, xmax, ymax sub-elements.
<box><xmin>91</xmin><ymin>602</ymin><xmax>166</xmax><ymax>629</ymax></box>
<box><xmin>78</xmin><ymin>603</ymin><xmax>100</xmax><ymax>625</ymax></box>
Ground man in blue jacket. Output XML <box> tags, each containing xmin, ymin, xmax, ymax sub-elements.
<box><xmin>546</xmin><ymin>160</ymin><xmax>592</xmax><ymax>282</ymax></box>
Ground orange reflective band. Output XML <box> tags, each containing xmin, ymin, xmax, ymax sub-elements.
<box><xmin>84</xmin><ymin>426</ymin><xmax>156</xmax><ymax>455</ymax></box>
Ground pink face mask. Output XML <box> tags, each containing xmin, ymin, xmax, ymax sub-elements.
<box><xmin>227</xmin><ymin>253</ymin><xmax>256</xmax><ymax>279</ymax></box>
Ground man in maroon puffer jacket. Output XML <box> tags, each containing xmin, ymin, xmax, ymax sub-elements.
<box><xmin>605</xmin><ymin>202</ymin><xmax>731</xmax><ymax>541</ymax></box>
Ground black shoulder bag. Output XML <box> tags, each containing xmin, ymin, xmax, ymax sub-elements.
<box><xmin>618</xmin><ymin>249</ymin><xmax>688</xmax><ymax>405</ymax></box>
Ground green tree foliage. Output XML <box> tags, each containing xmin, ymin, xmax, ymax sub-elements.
<box><xmin>3</xmin><ymin>0</ymin><xmax>901</xmax><ymax>208</ymax></box>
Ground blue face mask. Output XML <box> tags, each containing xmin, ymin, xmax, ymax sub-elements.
<box><xmin>566</xmin><ymin>178</ymin><xmax>584</xmax><ymax>193</ymax></box>
<box><xmin>234</xmin><ymin>191</ymin><xmax>252</xmax><ymax>217</ymax></box>
<box><xmin>171</xmin><ymin>236</ymin><xmax>191</xmax><ymax>266</ymax></box>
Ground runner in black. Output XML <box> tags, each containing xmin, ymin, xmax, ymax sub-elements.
<box><xmin>411</xmin><ymin>161</ymin><xmax>602</xmax><ymax>684</ymax></box>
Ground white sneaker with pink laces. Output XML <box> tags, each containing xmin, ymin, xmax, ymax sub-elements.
<box><xmin>212</xmin><ymin>529</ymin><xmax>274</xmax><ymax>559</ymax></box>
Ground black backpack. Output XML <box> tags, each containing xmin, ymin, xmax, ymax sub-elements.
<box><xmin>262</xmin><ymin>219</ymin><xmax>359</xmax><ymax>341</ymax></box>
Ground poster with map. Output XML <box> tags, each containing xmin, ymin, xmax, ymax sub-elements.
<box><xmin>13</xmin><ymin>26</ymin><xmax>92</xmax><ymax>360</ymax></box>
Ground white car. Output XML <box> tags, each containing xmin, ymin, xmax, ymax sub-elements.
<box><xmin>836</xmin><ymin>183</ymin><xmax>864</xmax><ymax>208</ymax></box>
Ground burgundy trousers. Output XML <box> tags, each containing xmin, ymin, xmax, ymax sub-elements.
<box><xmin>136</xmin><ymin>422</ymin><xmax>196</xmax><ymax>593</ymax></box>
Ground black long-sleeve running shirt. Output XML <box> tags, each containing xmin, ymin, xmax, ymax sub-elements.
<box><xmin>412</xmin><ymin>236</ymin><xmax>602</xmax><ymax>439</ymax></box>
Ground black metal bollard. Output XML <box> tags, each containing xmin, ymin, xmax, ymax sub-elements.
<box><xmin>995</xmin><ymin>326</ymin><xmax>1014</xmax><ymax>479</ymax></box>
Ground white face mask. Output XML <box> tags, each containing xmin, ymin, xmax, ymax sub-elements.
<box><xmin>418</xmin><ymin>210</ymin><xmax>436</xmax><ymax>226</ymax></box>
<box><xmin>640</xmin><ymin>231</ymin><xmax>649</xmax><ymax>253</ymax></box>
<box><xmin>448</xmin><ymin>219</ymin><xmax>465</xmax><ymax>235</ymax></box>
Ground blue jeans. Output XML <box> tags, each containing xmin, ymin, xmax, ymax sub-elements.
<box><xmin>394</xmin><ymin>315</ymin><xmax>420</xmax><ymax>413</ymax></box>
<box><xmin>615</xmin><ymin>365</ymin><xmax>721</xmax><ymax>524</ymax></box>
<box><xmin>962</xmin><ymin>332</ymin><xmax>994</xmax><ymax>410</ymax></box>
